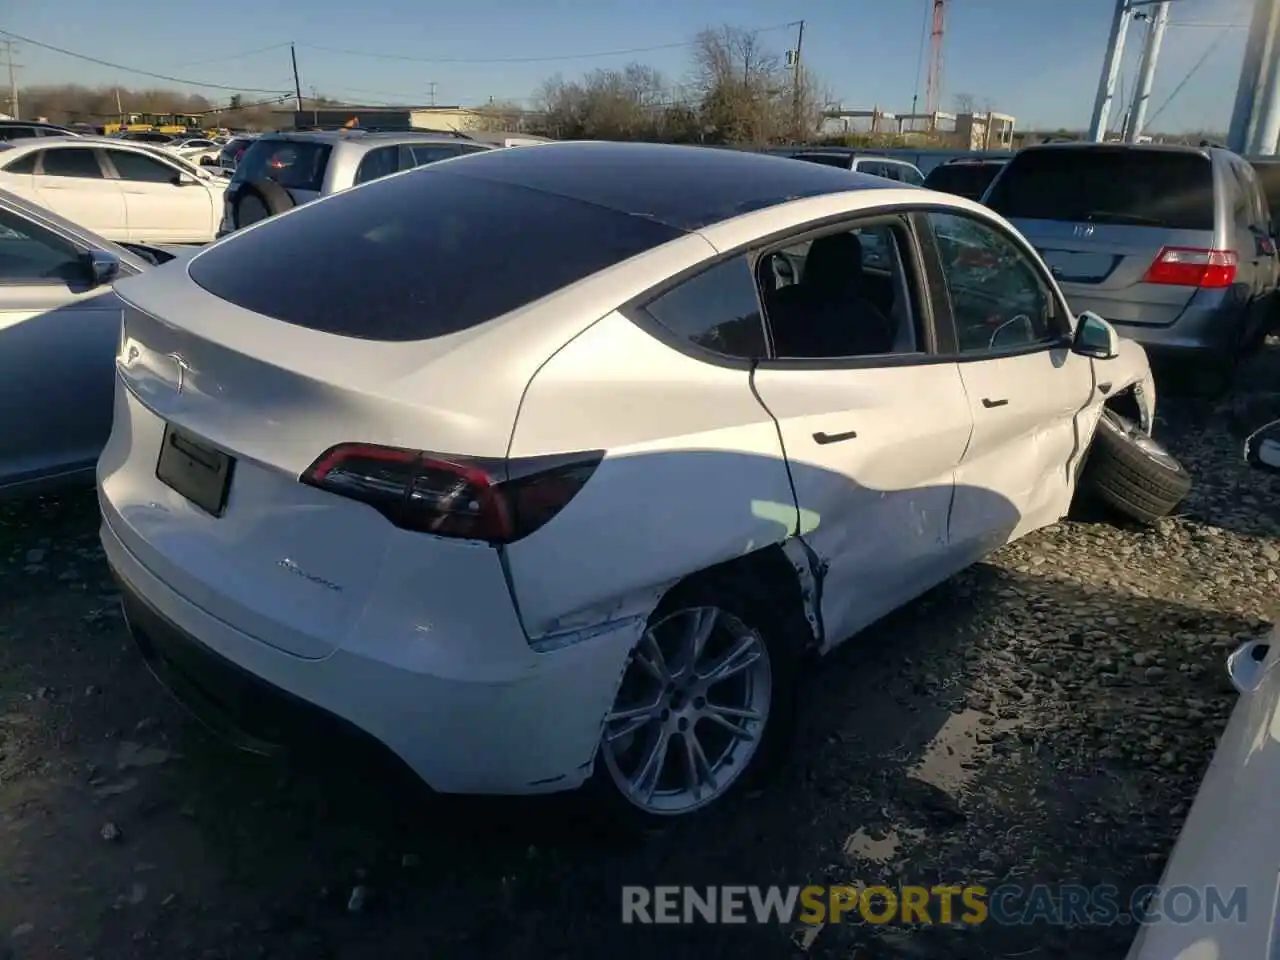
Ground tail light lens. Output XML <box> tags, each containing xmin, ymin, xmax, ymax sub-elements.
<box><xmin>1142</xmin><ymin>247</ymin><xmax>1238</xmax><ymax>288</ymax></box>
<box><xmin>300</xmin><ymin>443</ymin><xmax>602</xmax><ymax>545</ymax></box>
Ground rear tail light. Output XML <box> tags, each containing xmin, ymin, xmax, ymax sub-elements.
<box><xmin>1142</xmin><ymin>247</ymin><xmax>1238</xmax><ymax>288</ymax></box>
<box><xmin>300</xmin><ymin>443</ymin><xmax>603</xmax><ymax>545</ymax></box>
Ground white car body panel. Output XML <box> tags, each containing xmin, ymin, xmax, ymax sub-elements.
<box><xmin>28</xmin><ymin>173</ymin><xmax>127</xmax><ymax>238</ymax></box>
<box><xmin>751</xmin><ymin>362</ymin><xmax>975</xmax><ymax>648</ymax></box>
<box><xmin>1126</xmin><ymin>625</ymin><xmax>1280</xmax><ymax>959</ymax></box>
<box><xmin>505</xmin><ymin>309</ymin><xmax>797</xmax><ymax>639</ymax></box>
<box><xmin>950</xmin><ymin>348</ymin><xmax>1096</xmax><ymax>554</ymax></box>
<box><xmin>97</xmin><ymin>148</ymin><xmax>1161</xmax><ymax>797</ymax></box>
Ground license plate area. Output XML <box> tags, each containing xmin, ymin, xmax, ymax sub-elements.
<box><xmin>1038</xmin><ymin>248</ymin><xmax>1120</xmax><ymax>284</ymax></box>
<box><xmin>156</xmin><ymin>425</ymin><xmax>234</xmax><ymax>517</ymax></box>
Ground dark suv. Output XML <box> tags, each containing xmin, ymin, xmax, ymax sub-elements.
<box><xmin>986</xmin><ymin>142</ymin><xmax>1279</xmax><ymax>383</ymax></box>
<box><xmin>923</xmin><ymin>157</ymin><xmax>1008</xmax><ymax>201</ymax></box>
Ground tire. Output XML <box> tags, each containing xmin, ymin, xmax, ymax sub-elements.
<box><xmin>1080</xmin><ymin>410</ymin><xmax>1191</xmax><ymax>524</ymax></box>
<box><xmin>587</xmin><ymin>563</ymin><xmax>807</xmax><ymax>829</ymax></box>
<box><xmin>232</xmin><ymin>179</ymin><xmax>295</xmax><ymax>230</ymax></box>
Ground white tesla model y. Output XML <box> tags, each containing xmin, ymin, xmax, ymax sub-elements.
<box><xmin>98</xmin><ymin>141</ymin><xmax>1178</xmax><ymax>822</ymax></box>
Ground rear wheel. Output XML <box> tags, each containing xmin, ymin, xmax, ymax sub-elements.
<box><xmin>1080</xmin><ymin>409</ymin><xmax>1191</xmax><ymax>524</ymax></box>
<box><xmin>590</xmin><ymin>568</ymin><xmax>804</xmax><ymax>825</ymax></box>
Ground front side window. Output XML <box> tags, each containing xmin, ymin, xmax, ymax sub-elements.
<box><xmin>643</xmin><ymin>257</ymin><xmax>766</xmax><ymax>359</ymax></box>
<box><xmin>39</xmin><ymin>148</ymin><xmax>104</xmax><ymax>179</ymax></box>
<box><xmin>0</xmin><ymin>208</ymin><xmax>83</xmax><ymax>283</ymax></box>
<box><xmin>756</xmin><ymin>219</ymin><xmax>921</xmax><ymax>359</ymax></box>
<box><xmin>107</xmin><ymin>149</ymin><xmax>177</xmax><ymax>184</ymax></box>
<box><xmin>927</xmin><ymin>211</ymin><xmax>1057</xmax><ymax>354</ymax></box>
<box><xmin>896</xmin><ymin>165</ymin><xmax>925</xmax><ymax>186</ymax></box>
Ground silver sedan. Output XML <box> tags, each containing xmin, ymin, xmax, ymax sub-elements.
<box><xmin>0</xmin><ymin>188</ymin><xmax>182</xmax><ymax>498</ymax></box>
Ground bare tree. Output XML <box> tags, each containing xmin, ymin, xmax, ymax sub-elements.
<box><xmin>691</xmin><ymin>26</ymin><xmax>790</xmax><ymax>144</ymax></box>
<box><xmin>952</xmin><ymin>91</ymin><xmax>976</xmax><ymax>115</ymax></box>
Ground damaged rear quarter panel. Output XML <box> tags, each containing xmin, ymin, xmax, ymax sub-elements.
<box><xmin>501</xmin><ymin>309</ymin><xmax>803</xmax><ymax>643</ymax></box>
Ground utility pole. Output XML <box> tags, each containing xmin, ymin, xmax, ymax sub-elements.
<box><xmin>1</xmin><ymin>39</ymin><xmax>20</xmax><ymax>119</ymax></box>
<box><xmin>1123</xmin><ymin>0</ymin><xmax>1170</xmax><ymax>141</ymax></box>
<box><xmin>1228</xmin><ymin>0</ymin><xmax>1277</xmax><ymax>153</ymax></box>
<box><xmin>428</xmin><ymin>81</ymin><xmax>437</xmax><ymax>107</ymax></box>
<box><xmin>1238</xmin><ymin>0</ymin><xmax>1280</xmax><ymax>155</ymax></box>
<box><xmin>790</xmin><ymin>19</ymin><xmax>805</xmax><ymax>141</ymax></box>
<box><xmin>290</xmin><ymin>43</ymin><xmax>303</xmax><ymax>112</ymax></box>
<box><xmin>1089</xmin><ymin>0</ymin><xmax>1133</xmax><ymax>141</ymax></box>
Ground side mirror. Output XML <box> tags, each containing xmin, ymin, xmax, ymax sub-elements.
<box><xmin>85</xmin><ymin>249</ymin><xmax>120</xmax><ymax>287</ymax></box>
<box><xmin>1072</xmin><ymin>311</ymin><xmax>1121</xmax><ymax>360</ymax></box>
<box><xmin>1245</xmin><ymin>420</ymin><xmax>1280</xmax><ymax>473</ymax></box>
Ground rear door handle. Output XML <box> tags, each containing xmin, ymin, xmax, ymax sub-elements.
<box><xmin>981</xmin><ymin>398</ymin><xmax>1008</xmax><ymax>409</ymax></box>
<box><xmin>813</xmin><ymin>429</ymin><xmax>858</xmax><ymax>445</ymax></box>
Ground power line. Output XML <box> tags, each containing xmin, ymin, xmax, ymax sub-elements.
<box><xmin>0</xmin><ymin>29</ymin><xmax>291</xmax><ymax>93</ymax></box>
<box><xmin>165</xmin><ymin>43</ymin><xmax>293</xmax><ymax>70</ymax></box>
<box><xmin>298</xmin><ymin>23</ymin><xmax>793</xmax><ymax>65</ymax></box>
<box><xmin>1146</xmin><ymin>25</ymin><xmax>1232</xmax><ymax>126</ymax></box>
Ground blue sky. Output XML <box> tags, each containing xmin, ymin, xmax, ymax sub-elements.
<box><xmin>8</xmin><ymin>0</ymin><xmax>1257</xmax><ymax>130</ymax></box>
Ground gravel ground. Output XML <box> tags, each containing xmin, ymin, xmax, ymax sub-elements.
<box><xmin>2</xmin><ymin>347</ymin><xmax>1279</xmax><ymax>960</ymax></box>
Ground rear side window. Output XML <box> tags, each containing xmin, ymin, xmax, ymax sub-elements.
<box><xmin>41</xmin><ymin>148</ymin><xmax>103</xmax><ymax>179</ymax></box>
<box><xmin>232</xmin><ymin>139</ymin><xmax>331</xmax><ymax>191</ymax></box>
<box><xmin>924</xmin><ymin>163</ymin><xmax>1003</xmax><ymax>200</ymax></box>
<box><xmin>0</xmin><ymin>126</ymin><xmax>37</xmax><ymax>141</ymax></box>
<box><xmin>401</xmin><ymin>143</ymin><xmax>462</xmax><ymax>168</ymax></box>
<box><xmin>986</xmin><ymin>149</ymin><xmax>1215</xmax><ymax>230</ymax></box>
<box><xmin>189</xmin><ymin>167</ymin><xmax>684</xmax><ymax>341</ymax></box>
<box><xmin>793</xmin><ymin>153</ymin><xmax>852</xmax><ymax>170</ymax></box>
<box><xmin>3</xmin><ymin>152</ymin><xmax>36</xmax><ymax>174</ymax></box>
<box><xmin>353</xmin><ymin>145</ymin><xmax>399</xmax><ymax>185</ymax></box>
<box><xmin>643</xmin><ymin>257</ymin><xmax>766</xmax><ymax>359</ymax></box>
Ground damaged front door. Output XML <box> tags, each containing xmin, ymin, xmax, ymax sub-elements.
<box><xmin>922</xmin><ymin>210</ymin><xmax>1095</xmax><ymax>556</ymax></box>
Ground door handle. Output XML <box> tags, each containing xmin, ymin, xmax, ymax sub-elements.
<box><xmin>981</xmin><ymin>398</ymin><xmax>1008</xmax><ymax>409</ymax></box>
<box><xmin>813</xmin><ymin>429</ymin><xmax>858</xmax><ymax>445</ymax></box>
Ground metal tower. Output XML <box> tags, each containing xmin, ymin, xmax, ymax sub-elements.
<box><xmin>924</xmin><ymin>0</ymin><xmax>947</xmax><ymax>116</ymax></box>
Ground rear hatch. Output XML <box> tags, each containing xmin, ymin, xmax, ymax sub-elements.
<box><xmin>985</xmin><ymin>147</ymin><xmax>1219</xmax><ymax>326</ymax></box>
<box><xmin>101</xmin><ymin>164</ymin><xmax>684</xmax><ymax>659</ymax></box>
<box><xmin>223</xmin><ymin>137</ymin><xmax>330</xmax><ymax>228</ymax></box>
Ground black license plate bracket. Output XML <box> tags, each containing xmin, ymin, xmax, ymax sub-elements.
<box><xmin>155</xmin><ymin>425</ymin><xmax>234</xmax><ymax>517</ymax></box>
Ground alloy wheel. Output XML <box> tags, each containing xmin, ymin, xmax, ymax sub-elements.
<box><xmin>601</xmin><ymin>605</ymin><xmax>772</xmax><ymax>816</ymax></box>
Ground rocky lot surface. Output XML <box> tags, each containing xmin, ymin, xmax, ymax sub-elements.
<box><xmin>2</xmin><ymin>349</ymin><xmax>1279</xmax><ymax>960</ymax></box>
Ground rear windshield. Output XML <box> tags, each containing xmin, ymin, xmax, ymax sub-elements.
<box><xmin>924</xmin><ymin>163</ymin><xmax>1004</xmax><ymax>200</ymax></box>
<box><xmin>985</xmin><ymin>149</ymin><xmax>1215</xmax><ymax>230</ymax></box>
<box><xmin>189</xmin><ymin>166</ymin><xmax>684</xmax><ymax>341</ymax></box>
<box><xmin>231</xmin><ymin>138</ymin><xmax>331</xmax><ymax>192</ymax></box>
<box><xmin>792</xmin><ymin>153</ymin><xmax>852</xmax><ymax>169</ymax></box>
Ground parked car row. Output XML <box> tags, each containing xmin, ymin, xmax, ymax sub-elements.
<box><xmin>800</xmin><ymin>141</ymin><xmax>1280</xmax><ymax>393</ymax></box>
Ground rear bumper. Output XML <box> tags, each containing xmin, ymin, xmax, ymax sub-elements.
<box><xmin>1070</xmin><ymin>294</ymin><xmax>1244</xmax><ymax>361</ymax></box>
<box><xmin>101</xmin><ymin>511</ymin><xmax>642</xmax><ymax>795</ymax></box>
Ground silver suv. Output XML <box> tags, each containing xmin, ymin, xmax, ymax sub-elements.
<box><xmin>218</xmin><ymin>129</ymin><xmax>495</xmax><ymax>236</ymax></box>
<box><xmin>985</xmin><ymin>142</ymin><xmax>1280</xmax><ymax>388</ymax></box>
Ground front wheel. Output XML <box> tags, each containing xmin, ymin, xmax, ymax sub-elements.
<box><xmin>590</xmin><ymin>570</ymin><xmax>804</xmax><ymax>824</ymax></box>
<box><xmin>1080</xmin><ymin>409</ymin><xmax>1191</xmax><ymax>524</ymax></box>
